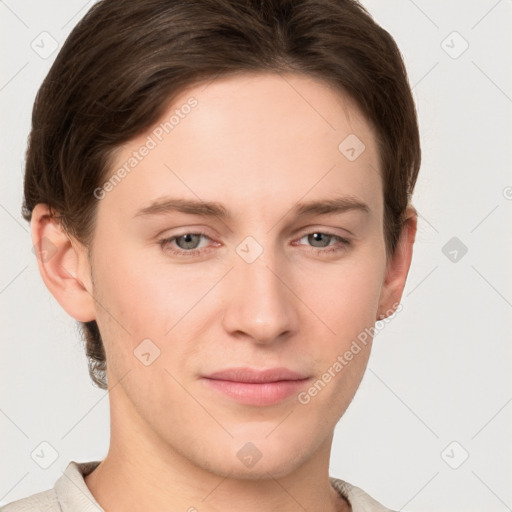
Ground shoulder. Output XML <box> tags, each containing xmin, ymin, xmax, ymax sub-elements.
<box><xmin>0</xmin><ymin>488</ymin><xmax>60</xmax><ymax>512</ymax></box>
<box><xmin>329</xmin><ymin>476</ymin><xmax>398</xmax><ymax>512</ymax></box>
<box><xmin>1</xmin><ymin>460</ymin><xmax>102</xmax><ymax>512</ymax></box>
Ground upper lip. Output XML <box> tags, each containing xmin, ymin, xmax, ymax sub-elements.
<box><xmin>203</xmin><ymin>367</ymin><xmax>309</xmax><ymax>383</ymax></box>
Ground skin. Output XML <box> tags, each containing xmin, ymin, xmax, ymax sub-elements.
<box><xmin>32</xmin><ymin>72</ymin><xmax>417</xmax><ymax>512</ymax></box>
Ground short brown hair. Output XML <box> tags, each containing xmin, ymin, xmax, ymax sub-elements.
<box><xmin>22</xmin><ymin>0</ymin><xmax>421</xmax><ymax>389</ymax></box>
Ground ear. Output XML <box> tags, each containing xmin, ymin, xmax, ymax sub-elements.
<box><xmin>377</xmin><ymin>206</ymin><xmax>418</xmax><ymax>319</ymax></box>
<box><xmin>31</xmin><ymin>203</ymin><xmax>96</xmax><ymax>322</ymax></box>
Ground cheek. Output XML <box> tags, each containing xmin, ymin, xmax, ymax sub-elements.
<box><xmin>296</xmin><ymin>249</ymin><xmax>386</xmax><ymax>343</ymax></box>
<box><xmin>294</xmin><ymin>259</ymin><xmax>384</xmax><ymax>415</ymax></box>
<box><xmin>292</xmin><ymin>247</ymin><xmax>386</xmax><ymax>411</ymax></box>
<box><xmin>91</xmin><ymin>240</ymin><xmax>220</xmax><ymax>373</ymax></box>
<box><xmin>92</xmin><ymin>234</ymin><xmax>188</xmax><ymax>331</ymax></box>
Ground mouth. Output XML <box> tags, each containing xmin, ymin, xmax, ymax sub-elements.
<box><xmin>201</xmin><ymin>367</ymin><xmax>311</xmax><ymax>406</ymax></box>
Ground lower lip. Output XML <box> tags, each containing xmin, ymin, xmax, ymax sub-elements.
<box><xmin>201</xmin><ymin>378</ymin><xmax>310</xmax><ymax>406</ymax></box>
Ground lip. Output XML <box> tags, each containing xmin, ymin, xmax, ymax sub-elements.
<box><xmin>201</xmin><ymin>367</ymin><xmax>311</xmax><ymax>406</ymax></box>
<box><xmin>204</xmin><ymin>367</ymin><xmax>308</xmax><ymax>383</ymax></box>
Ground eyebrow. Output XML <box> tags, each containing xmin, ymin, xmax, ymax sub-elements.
<box><xmin>133</xmin><ymin>195</ymin><xmax>370</xmax><ymax>220</ymax></box>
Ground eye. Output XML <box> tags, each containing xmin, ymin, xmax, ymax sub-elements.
<box><xmin>296</xmin><ymin>231</ymin><xmax>351</xmax><ymax>255</ymax></box>
<box><xmin>159</xmin><ymin>232</ymin><xmax>213</xmax><ymax>256</ymax></box>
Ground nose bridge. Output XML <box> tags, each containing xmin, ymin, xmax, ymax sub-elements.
<box><xmin>222</xmin><ymin>236</ymin><xmax>297</xmax><ymax>343</ymax></box>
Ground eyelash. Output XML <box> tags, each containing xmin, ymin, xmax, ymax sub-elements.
<box><xmin>158</xmin><ymin>231</ymin><xmax>351</xmax><ymax>257</ymax></box>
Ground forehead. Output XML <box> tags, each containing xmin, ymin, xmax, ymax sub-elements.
<box><xmin>101</xmin><ymin>72</ymin><xmax>382</xmax><ymax>222</ymax></box>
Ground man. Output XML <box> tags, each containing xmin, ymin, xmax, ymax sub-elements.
<box><xmin>3</xmin><ymin>1</ymin><xmax>420</xmax><ymax>510</ymax></box>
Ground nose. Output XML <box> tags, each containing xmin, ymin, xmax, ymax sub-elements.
<box><xmin>221</xmin><ymin>250</ymin><xmax>299</xmax><ymax>345</ymax></box>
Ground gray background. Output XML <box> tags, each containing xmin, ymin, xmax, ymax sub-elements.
<box><xmin>1</xmin><ymin>1</ymin><xmax>511</xmax><ymax>510</ymax></box>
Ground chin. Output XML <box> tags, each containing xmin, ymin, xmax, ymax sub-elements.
<box><xmin>212</xmin><ymin>451</ymin><xmax>306</xmax><ymax>481</ymax></box>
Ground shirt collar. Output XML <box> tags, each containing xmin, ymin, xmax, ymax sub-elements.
<box><xmin>54</xmin><ymin>461</ymin><xmax>103</xmax><ymax>512</ymax></box>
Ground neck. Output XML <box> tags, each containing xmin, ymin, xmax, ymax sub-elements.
<box><xmin>85</xmin><ymin>382</ymin><xmax>351</xmax><ymax>512</ymax></box>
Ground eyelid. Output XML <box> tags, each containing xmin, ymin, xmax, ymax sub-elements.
<box><xmin>155</xmin><ymin>224</ymin><xmax>216</xmax><ymax>238</ymax></box>
<box><xmin>294</xmin><ymin>224</ymin><xmax>353</xmax><ymax>240</ymax></box>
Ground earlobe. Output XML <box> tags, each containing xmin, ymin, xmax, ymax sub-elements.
<box><xmin>377</xmin><ymin>206</ymin><xmax>418</xmax><ymax>320</ymax></box>
<box><xmin>31</xmin><ymin>204</ymin><xmax>96</xmax><ymax>322</ymax></box>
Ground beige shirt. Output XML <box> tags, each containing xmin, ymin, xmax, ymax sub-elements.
<box><xmin>1</xmin><ymin>461</ymin><xmax>396</xmax><ymax>512</ymax></box>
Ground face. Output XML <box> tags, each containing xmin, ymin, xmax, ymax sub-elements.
<box><xmin>86</xmin><ymin>72</ymin><xmax>390</xmax><ymax>478</ymax></box>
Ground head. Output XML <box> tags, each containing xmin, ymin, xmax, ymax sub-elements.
<box><xmin>26</xmin><ymin>0</ymin><xmax>419</xmax><ymax>478</ymax></box>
